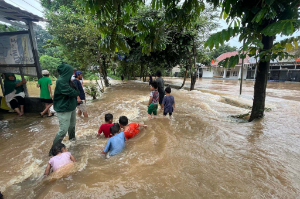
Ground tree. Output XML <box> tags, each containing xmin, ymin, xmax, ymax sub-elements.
<box><xmin>205</xmin><ymin>0</ymin><xmax>300</xmax><ymax>121</ymax></box>
<box><xmin>86</xmin><ymin>1</ymin><xmax>217</xmax><ymax>90</ymax></box>
<box><xmin>210</xmin><ymin>44</ymin><xmax>237</xmax><ymax>59</ymax></box>
<box><xmin>34</xmin><ymin>25</ymin><xmax>53</xmax><ymax>56</ymax></box>
<box><xmin>39</xmin><ymin>55</ymin><xmax>61</xmax><ymax>77</ymax></box>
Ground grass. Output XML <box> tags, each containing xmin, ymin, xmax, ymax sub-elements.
<box><xmin>108</xmin><ymin>73</ymin><xmax>122</xmax><ymax>80</ymax></box>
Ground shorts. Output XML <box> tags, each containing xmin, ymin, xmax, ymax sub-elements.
<box><xmin>159</xmin><ymin>92</ymin><xmax>164</xmax><ymax>104</ymax></box>
<box><xmin>41</xmin><ymin>98</ymin><xmax>53</xmax><ymax>103</ymax></box>
<box><xmin>77</xmin><ymin>103</ymin><xmax>87</xmax><ymax>112</ymax></box>
<box><xmin>163</xmin><ymin>112</ymin><xmax>173</xmax><ymax>116</ymax></box>
<box><xmin>9</xmin><ymin>96</ymin><xmax>25</xmax><ymax>109</ymax></box>
<box><xmin>164</xmin><ymin>107</ymin><xmax>173</xmax><ymax>116</ymax></box>
<box><xmin>148</xmin><ymin>104</ymin><xmax>158</xmax><ymax>115</ymax></box>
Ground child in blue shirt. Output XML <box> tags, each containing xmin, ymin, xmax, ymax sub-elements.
<box><xmin>101</xmin><ymin>123</ymin><xmax>125</xmax><ymax>157</ymax></box>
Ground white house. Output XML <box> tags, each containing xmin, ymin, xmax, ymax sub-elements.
<box><xmin>202</xmin><ymin>51</ymin><xmax>250</xmax><ymax>80</ymax></box>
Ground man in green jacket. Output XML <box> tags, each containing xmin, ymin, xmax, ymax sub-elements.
<box><xmin>49</xmin><ymin>64</ymin><xmax>79</xmax><ymax>156</ymax></box>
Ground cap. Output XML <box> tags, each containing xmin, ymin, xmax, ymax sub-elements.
<box><xmin>42</xmin><ymin>70</ymin><xmax>49</xmax><ymax>75</ymax></box>
<box><xmin>75</xmin><ymin>71</ymin><xmax>82</xmax><ymax>76</ymax></box>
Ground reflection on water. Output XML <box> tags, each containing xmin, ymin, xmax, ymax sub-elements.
<box><xmin>0</xmin><ymin>79</ymin><xmax>300</xmax><ymax>198</ymax></box>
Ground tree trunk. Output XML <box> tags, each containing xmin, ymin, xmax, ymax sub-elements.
<box><xmin>190</xmin><ymin>39</ymin><xmax>197</xmax><ymax>91</ymax></box>
<box><xmin>97</xmin><ymin>60</ymin><xmax>105</xmax><ymax>91</ymax></box>
<box><xmin>101</xmin><ymin>58</ymin><xmax>109</xmax><ymax>87</ymax></box>
<box><xmin>140</xmin><ymin>63</ymin><xmax>143</xmax><ymax>80</ymax></box>
<box><xmin>249</xmin><ymin>35</ymin><xmax>274</xmax><ymax>122</ymax></box>
<box><xmin>179</xmin><ymin>65</ymin><xmax>188</xmax><ymax>89</ymax></box>
<box><xmin>126</xmin><ymin>66</ymin><xmax>129</xmax><ymax>80</ymax></box>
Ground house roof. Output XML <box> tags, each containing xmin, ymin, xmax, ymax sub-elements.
<box><xmin>211</xmin><ymin>51</ymin><xmax>251</xmax><ymax>67</ymax></box>
<box><xmin>0</xmin><ymin>1</ymin><xmax>45</xmax><ymax>23</ymax></box>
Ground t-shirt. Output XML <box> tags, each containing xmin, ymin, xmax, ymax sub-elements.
<box><xmin>98</xmin><ymin>123</ymin><xmax>114</xmax><ymax>138</ymax></box>
<box><xmin>73</xmin><ymin>79</ymin><xmax>85</xmax><ymax>100</ymax></box>
<box><xmin>162</xmin><ymin>95</ymin><xmax>175</xmax><ymax>113</ymax></box>
<box><xmin>124</xmin><ymin>123</ymin><xmax>140</xmax><ymax>139</ymax></box>
<box><xmin>150</xmin><ymin>90</ymin><xmax>159</xmax><ymax>104</ymax></box>
<box><xmin>103</xmin><ymin>132</ymin><xmax>126</xmax><ymax>156</ymax></box>
<box><xmin>49</xmin><ymin>152</ymin><xmax>73</xmax><ymax>171</ymax></box>
<box><xmin>155</xmin><ymin>77</ymin><xmax>164</xmax><ymax>93</ymax></box>
<box><xmin>38</xmin><ymin>76</ymin><xmax>52</xmax><ymax>99</ymax></box>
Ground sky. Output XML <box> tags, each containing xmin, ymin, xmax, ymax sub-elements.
<box><xmin>2</xmin><ymin>0</ymin><xmax>300</xmax><ymax>49</ymax></box>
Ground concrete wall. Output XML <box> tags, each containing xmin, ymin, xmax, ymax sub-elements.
<box><xmin>202</xmin><ymin>66</ymin><xmax>247</xmax><ymax>79</ymax></box>
<box><xmin>202</xmin><ymin>69</ymin><xmax>214</xmax><ymax>78</ymax></box>
<box><xmin>0</xmin><ymin>97</ymin><xmax>44</xmax><ymax>113</ymax></box>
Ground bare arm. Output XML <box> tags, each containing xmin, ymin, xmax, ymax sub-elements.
<box><xmin>16</xmin><ymin>79</ymin><xmax>26</xmax><ymax>87</ymax></box>
<box><xmin>37</xmin><ymin>84</ymin><xmax>40</xmax><ymax>88</ymax></box>
<box><xmin>77</xmin><ymin>96</ymin><xmax>82</xmax><ymax>103</ymax></box>
<box><xmin>44</xmin><ymin>163</ymin><xmax>51</xmax><ymax>176</ymax></box>
<box><xmin>148</xmin><ymin>96</ymin><xmax>153</xmax><ymax>106</ymax></box>
<box><xmin>48</xmin><ymin>84</ymin><xmax>52</xmax><ymax>98</ymax></box>
<box><xmin>138</xmin><ymin>123</ymin><xmax>148</xmax><ymax>128</ymax></box>
<box><xmin>70</xmin><ymin>155</ymin><xmax>76</xmax><ymax>162</ymax></box>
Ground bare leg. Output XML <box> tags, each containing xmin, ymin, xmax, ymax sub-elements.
<box><xmin>148</xmin><ymin>114</ymin><xmax>152</xmax><ymax>120</ymax></box>
<box><xmin>46</xmin><ymin>103</ymin><xmax>53</xmax><ymax>116</ymax></box>
<box><xmin>41</xmin><ymin>103</ymin><xmax>48</xmax><ymax>116</ymax></box>
<box><xmin>20</xmin><ymin>105</ymin><xmax>24</xmax><ymax>115</ymax></box>
<box><xmin>14</xmin><ymin>108</ymin><xmax>22</xmax><ymax>116</ymax></box>
<box><xmin>83</xmin><ymin>111</ymin><xmax>88</xmax><ymax>118</ymax></box>
<box><xmin>77</xmin><ymin>110</ymin><xmax>82</xmax><ymax>117</ymax></box>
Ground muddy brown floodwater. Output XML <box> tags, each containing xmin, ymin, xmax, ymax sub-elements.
<box><xmin>0</xmin><ymin>79</ymin><xmax>300</xmax><ymax>198</ymax></box>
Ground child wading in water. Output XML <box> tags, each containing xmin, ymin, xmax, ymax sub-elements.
<box><xmin>147</xmin><ymin>82</ymin><xmax>159</xmax><ymax>119</ymax></box>
<box><xmin>162</xmin><ymin>87</ymin><xmax>175</xmax><ymax>118</ymax></box>
<box><xmin>44</xmin><ymin>143</ymin><xmax>76</xmax><ymax>176</ymax></box>
<box><xmin>98</xmin><ymin>113</ymin><xmax>114</xmax><ymax>138</ymax></box>
<box><xmin>119</xmin><ymin>116</ymin><xmax>147</xmax><ymax>140</ymax></box>
<box><xmin>101</xmin><ymin>123</ymin><xmax>126</xmax><ymax>157</ymax></box>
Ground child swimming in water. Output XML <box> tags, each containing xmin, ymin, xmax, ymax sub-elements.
<box><xmin>101</xmin><ymin>123</ymin><xmax>126</xmax><ymax>157</ymax></box>
<box><xmin>119</xmin><ymin>116</ymin><xmax>147</xmax><ymax>139</ymax></box>
<box><xmin>97</xmin><ymin>113</ymin><xmax>114</xmax><ymax>138</ymax></box>
<box><xmin>44</xmin><ymin>143</ymin><xmax>76</xmax><ymax>176</ymax></box>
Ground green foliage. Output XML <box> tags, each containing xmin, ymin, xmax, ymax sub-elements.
<box><xmin>39</xmin><ymin>55</ymin><xmax>61</xmax><ymax>77</ymax></box>
<box><xmin>204</xmin><ymin>0</ymin><xmax>300</xmax><ymax>69</ymax></box>
<box><xmin>84</xmin><ymin>81</ymin><xmax>100</xmax><ymax>100</ymax></box>
<box><xmin>0</xmin><ymin>24</ymin><xmax>19</xmax><ymax>32</ymax></box>
<box><xmin>209</xmin><ymin>44</ymin><xmax>237</xmax><ymax>59</ymax></box>
<box><xmin>205</xmin><ymin>27</ymin><xmax>242</xmax><ymax>50</ymax></box>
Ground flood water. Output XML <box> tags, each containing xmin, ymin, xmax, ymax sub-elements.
<box><xmin>0</xmin><ymin>78</ymin><xmax>300</xmax><ymax>198</ymax></box>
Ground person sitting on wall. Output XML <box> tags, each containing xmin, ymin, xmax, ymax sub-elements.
<box><xmin>4</xmin><ymin>73</ymin><xmax>27</xmax><ymax>116</ymax></box>
<box><xmin>37</xmin><ymin>70</ymin><xmax>53</xmax><ymax>117</ymax></box>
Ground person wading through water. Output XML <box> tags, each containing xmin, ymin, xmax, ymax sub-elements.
<box><xmin>49</xmin><ymin>64</ymin><xmax>79</xmax><ymax>156</ymax></box>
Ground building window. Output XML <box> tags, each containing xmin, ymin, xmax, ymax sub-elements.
<box><xmin>220</xmin><ymin>71</ymin><xmax>224</xmax><ymax>76</ymax></box>
<box><xmin>232</xmin><ymin>71</ymin><xmax>238</xmax><ymax>76</ymax></box>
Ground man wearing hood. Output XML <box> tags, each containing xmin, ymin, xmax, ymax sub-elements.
<box><xmin>49</xmin><ymin>64</ymin><xmax>79</xmax><ymax>156</ymax></box>
<box><xmin>3</xmin><ymin>73</ymin><xmax>27</xmax><ymax>116</ymax></box>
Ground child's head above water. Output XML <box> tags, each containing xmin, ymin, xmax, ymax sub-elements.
<box><xmin>51</xmin><ymin>143</ymin><xmax>66</xmax><ymax>156</ymax></box>
<box><xmin>105</xmin><ymin>113</ymin><xmax>113</xmax><ymax>123</ymax></box>
<box><xmin>119</xmin><ymin>116</ymin><xmax>128</xmax><ymax>127</ymax></box>
<box><xmin>150</xmin><ymin>82</ymin><xmax>158</xmax><ymax>91</ymax></box>
<box><xmin>110</xmin><ymin>123</ymin><xmax>121</xmax><ymax>135</ymax></box>
<box><xmin>165</xmin><ymin>87</ymin><xmax>171</xmax><ymax>94</ymax></box>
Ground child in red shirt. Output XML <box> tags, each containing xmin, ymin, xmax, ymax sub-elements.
<box><xmin>119</xmin><ymin>116</ymin><xmax>147</xmax><ymax>139</ymax></box>
<box><xmin>97</xmin><ymin>113</ymin><xmax>114</xmax><ymax>138</ymax></box>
